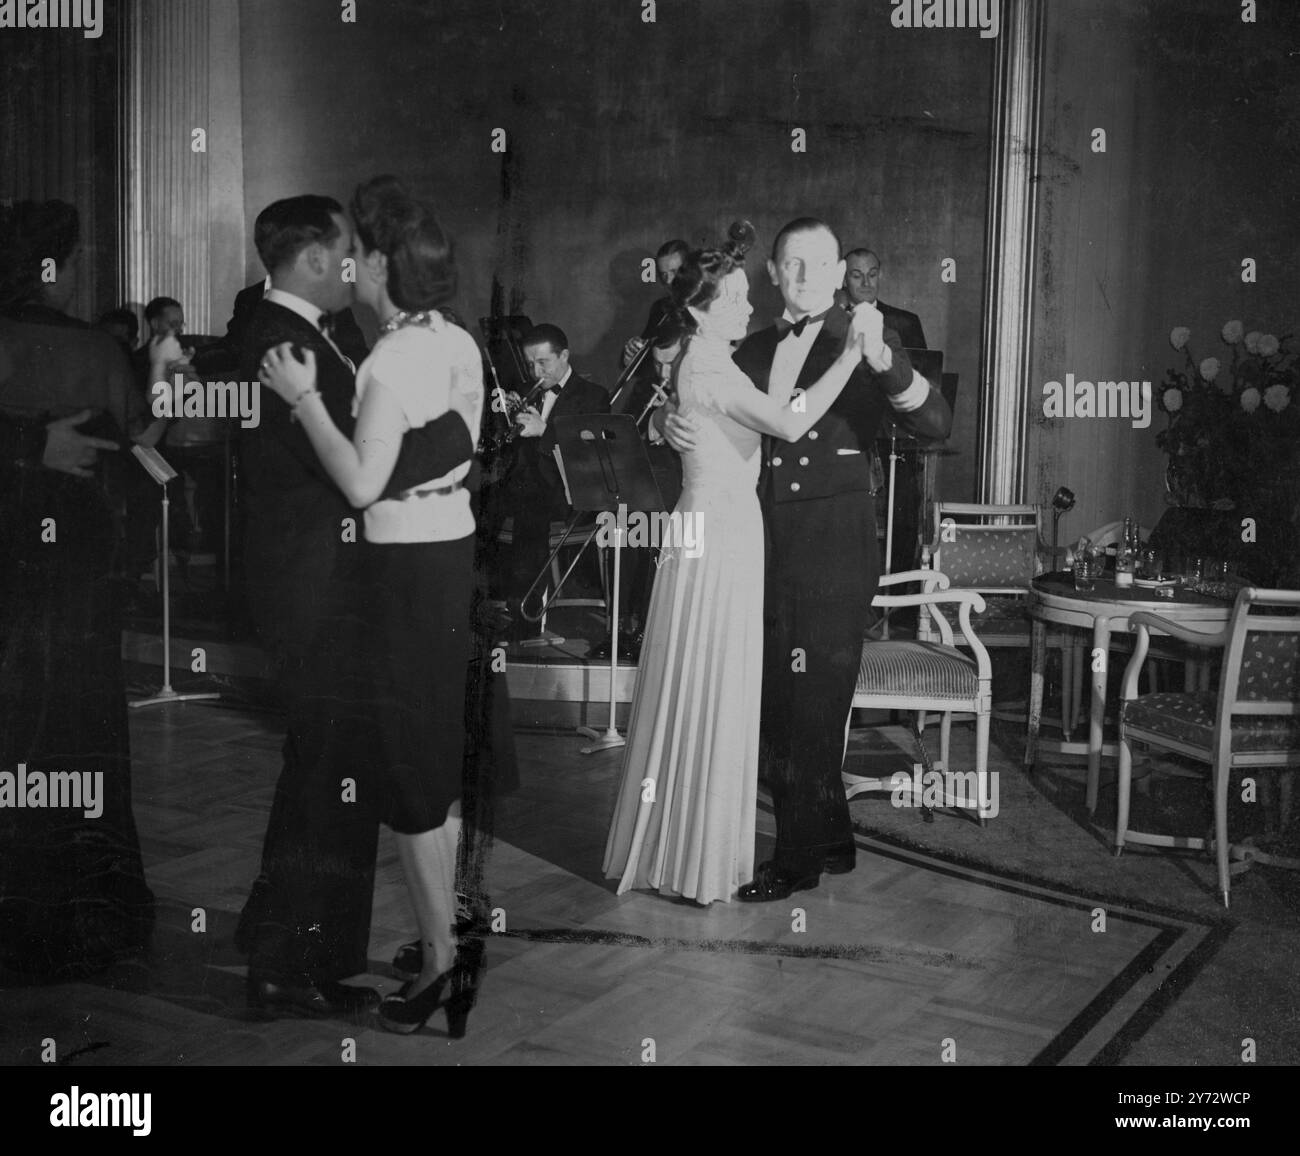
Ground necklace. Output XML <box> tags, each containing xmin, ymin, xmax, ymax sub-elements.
<box><xmin>380</xmin><ymin>308</ymin><xmax>445</xmax><ymax>334</ymax></box>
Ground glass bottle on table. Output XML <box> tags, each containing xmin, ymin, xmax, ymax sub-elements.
<box><xmin>1114</xmin><ymin>515</ymin><xmax>1136</xmax><ymax>589</ymax></box>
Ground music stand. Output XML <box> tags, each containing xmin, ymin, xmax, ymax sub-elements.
<box><xmin>128</xmin><ymin>445</ymin><xmax>221</xmax><ymax>710</ymax></box>
<box><xmin>551</xmin><ymin>413</ymin><xmax>666</xmax><ymax>753</ymax></box>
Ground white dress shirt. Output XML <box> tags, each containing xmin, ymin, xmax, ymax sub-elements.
<box><xmin>539</xmin><ymin>367</ymin><xmax>573</xmax><ymax>425</ymax></box>
<box><xmin>264</xmin><ymin>287</ymin><xmax>353</xmax><ymax>371</ymax></box>
<box><xmin>769</xmin><ymin>310</ymin><xmax>824</xmax><ymax>405</ymax></box>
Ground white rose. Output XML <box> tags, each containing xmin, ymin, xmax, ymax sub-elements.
<box><xmin>1258</xmin><ymin>334</ymin><xmax>1280</xmax><ymax>357</ymax></box>
<box><xmin>1199</xmin><ymin>357</ymin><xmax>1221</xmax><ymax>381</ymax></box>
<box><xmin>1264</xmin><ymin>384</ymin><xmax>1291</xmax><ymax>413</ymax></box>
<box><xmin>1163</xmin><ymin>387</ymin><xmax>1184</xmax><ymax>412</ymax></box>
<box><xmin>1170</xmin><ymin>326</ymin><xmax>1191</xmax><ymax>351</ymax></box>
<box><xmin>1222</xmin><ymin>320</ymin><xmax>1244</xmax><ymax>344</ymax></box>
<box><xmin>1244</xmin><ymin>331</ymin><xmax>1263</xmax><ymax>354</ymax></box>
<box><xmin>1240</xmin><ymin>387</ymin><xmax>1261</xmax><ymax>413</ymax></box>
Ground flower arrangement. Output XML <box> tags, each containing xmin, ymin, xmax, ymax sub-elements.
<box><xmin>1157</xmin><ymin>320</ymin><xmax>1298</xmax><ymax>509</ymax></box>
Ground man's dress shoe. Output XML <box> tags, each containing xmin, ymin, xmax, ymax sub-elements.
<box><xmin>737</xmin><ymin>861</ymin><xmax>821</xmax><ymax>902</ymax></box>
<box><xmin>247</xmin><ymin>972</ymin><xmax>380</xmax><ymax>1018</ymax></box>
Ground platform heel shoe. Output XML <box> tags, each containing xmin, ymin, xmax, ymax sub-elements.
<box><xmin>377</xmin><ymin>938</ymin><xmax>485</xmax><ymax>1037</ymax></box>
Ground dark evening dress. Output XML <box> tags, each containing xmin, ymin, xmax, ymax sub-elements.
<box><xmin>0</xmin><ymin>304</ymin><xmax>155</xmax><ymax>980</ymax></box>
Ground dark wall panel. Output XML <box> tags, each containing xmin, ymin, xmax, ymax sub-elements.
<box><xmin>238</xmin><ymin>0</ymin><xmax>994</xmax><ymax>500</ymax></box>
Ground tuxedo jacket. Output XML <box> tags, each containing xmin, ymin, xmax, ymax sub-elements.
<box><xmin>514</xmin><ymin>373</ymin><xmax>610</xmax><ymax>513</ymax></box>
<box><xmin>877</xmin><ymin>300</ymin><xmax>927</xmax><ymax>351</ymax></box>
<box><xmin>733</xmin><ymin>306</ymin><xmax>950</xmax><ymax>506</ymax></box>
<box><xmin>196</xmin><ymin>281</ymin><xmax>372</xmax><ymax>377</ymax></box>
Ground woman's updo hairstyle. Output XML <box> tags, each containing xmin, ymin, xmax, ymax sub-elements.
<box><xmin>668</xmin><ymin>220</ymin><xmax>756</xmax><ymax>326</ymax></box>
<box><xmin>0</xmin><ymin>199</ymin><xmax>80</xmax><ymax>311</ymax></box>
<box><xmin>350</xmin><ymin>175</ymin><xmax>457</xmax><ymax>312</ymax></box>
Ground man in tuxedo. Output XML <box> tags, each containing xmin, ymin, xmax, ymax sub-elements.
<box><xmin>502</xmin><ymin>323</ymin><xmax>610</xmax><ymax>622</ymax></box>
<box><xmin>235</xmin><ymin>194</ymin><xmax>473</xmax><ymax>1016</ymax></box>
<box><xmin>195</xmin><ymin>275</ymin><xmax>370</xmax><ymax>377</ymax></box>
<box><xmin>839</xmin><ymin>247</ymin><xmax>928</xmax><ymax>350</ymax></box>
<box><xmin>663</xmin><ymin>218</ymin><xmax>951</xmax><ymax>901</ymax></box>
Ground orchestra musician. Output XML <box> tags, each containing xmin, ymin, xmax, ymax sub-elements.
<box><xmin>496</xmin><ymin>323</ymin><xmax>610</xmax><ymax>636</ymax></box>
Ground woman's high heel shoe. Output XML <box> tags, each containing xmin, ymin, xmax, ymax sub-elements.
<box><xmin>377</xmin><ymin>938</ymin><xmax>485</xmax><ymax>1037</ymax></box>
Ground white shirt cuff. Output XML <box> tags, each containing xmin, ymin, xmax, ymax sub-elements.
<box><xmin>889</xmin><ymin>369</ymin><xmax>931</xmax><ymax>413</ymax></box>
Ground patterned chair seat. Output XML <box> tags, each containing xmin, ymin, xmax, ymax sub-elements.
<box><xmin>858</xmin><ymin>641</ymin><xmax>979</xmax><ymax>701</ymax></box>
<box><xmin>1123</xmin><ymin>692</ymin><xmax>1300</xmax><ymax>754</ymax></box>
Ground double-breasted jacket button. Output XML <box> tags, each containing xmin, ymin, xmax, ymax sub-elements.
<box><xmin>790</xmin><ymin>482</ymin><xmax>801</xmax><ymax>492</ymax></box>
<box><xmin>772</xmin><ymin>456</ymin><xmax>783</xmax><ymax>467</ymax></box>
<box><xmin>799</xmin><ymin>456</ymin><xmax>809</xmax><ymax>466</ymax></box>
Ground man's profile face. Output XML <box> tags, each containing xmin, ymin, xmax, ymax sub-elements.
<box><xmin>767</xmin><ymin>227</ymin><xmax>845</xmax><ymax>318</ymax></box>
<box><xmin>844</xmin><ymin>252</ymin><xmax>881</xmax><ymax>306</ymax></box>
<box><xmin>524</xmin><ymin>341</ymin><xmax>570</xmax><ymax>389</ymax></box>
<box><xmin>323</xmin><ymin>213</ymin><xmax>356</xmax><ymax>309</ymax></box>
<box><xmin>656</xmin><ymin>251</ymin><xmax>684</xmax><ymax>288</ymax></box>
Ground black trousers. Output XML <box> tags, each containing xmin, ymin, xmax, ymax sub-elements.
<box><xmin>761</xmin><ymin>490</ymin><xmax>878</xmax><ymax>876</ymax></box>
<box><xmin>237</xmin><ymin>540</ymin><xmax>379</xmax><ymax>984</ymax></box>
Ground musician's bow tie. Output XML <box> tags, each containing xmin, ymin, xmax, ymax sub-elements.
<box><xmin>776</xmin><ymin>309</ymin><xmax>831</xmax><ymax>339</ymax></box>
<box><xmin>318</xmin><ymin>311</ymin><xmax>336</xmax><ymax>337</ymax></box>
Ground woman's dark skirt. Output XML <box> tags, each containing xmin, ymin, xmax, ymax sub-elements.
<box><xmin>370</xmin><ymin>532</ymin><xmax>477</xmax><ymax>834</ymax></box>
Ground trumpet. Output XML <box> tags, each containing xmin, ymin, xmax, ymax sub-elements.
<box><xmin>497</xmin><ymin>376</ymin><xmax>548</xmax><ymax>445</ymax></box>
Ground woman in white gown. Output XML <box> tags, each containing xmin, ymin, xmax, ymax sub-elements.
<box><xmin>602</xmin><ymin>225</ymin><xmax>874</xmax><ymax>904</ymax></box>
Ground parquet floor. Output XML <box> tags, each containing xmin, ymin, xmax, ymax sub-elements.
<box><xmin>0</xmin><ymin>703</ymin><xmax>1219</xmax><ymax>1066</ymax></box>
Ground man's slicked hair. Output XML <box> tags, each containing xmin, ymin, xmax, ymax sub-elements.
<box><xmin>521</xmin><ymin>323</ymin><xmax>569</xmax><ymax>355</ymax></box>
<box><xmin>656</xmin><ymin>238</ymin><xmax>690</xmax><ymax>261</ymax></box>
<box><xmin>771</xmin><ymin>217</ymin><xmax>841</xmax><ymax>262</ymax></box>
<box><xmin>254</xmin><ymin>195</ymin><xmax>344</xmax><ymax>275</ymax></box>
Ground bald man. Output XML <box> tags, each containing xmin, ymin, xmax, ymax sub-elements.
<box><xmin>841</xmin><ymin>248</ymin><xmax>927</xmax><ymax>350</ymax></box>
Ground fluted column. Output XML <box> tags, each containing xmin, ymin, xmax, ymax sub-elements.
<box><xmin>976</xmin><ymin>0</ymin><xmax>1046</xmax><ymax>504</ymax></box>
<box><xmin>121</xmin><ymin>0</ymin><xmax>243</xmax><ymax>334</ymax></box>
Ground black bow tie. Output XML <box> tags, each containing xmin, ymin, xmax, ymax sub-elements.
<box><xmin>776</xmin><ymin>309</ymin><xmax>831</xmax><ymax>340</ymax></box>
<box><xmin>318</xmin><ymin>312</ymin><xmax>336</xmax><ymax>337</ymax></box>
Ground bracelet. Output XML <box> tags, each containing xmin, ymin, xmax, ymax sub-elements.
<box><xmin>291</xmin><ymin>388</ymin><xmax>320</xmax><ymax>409</ymax></box>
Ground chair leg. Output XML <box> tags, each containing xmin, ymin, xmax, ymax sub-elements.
<box><xmin>1071</xmin><ymin>644</ymin><xmax>1084</xmax><ymax>739</ymax></box>
<box><xmin>1061</xmin><ymin>641</ymin><xmax>1075</xmax><ymax>740</ymax></box>
<box><xmin>918</xmin><ymin>710</ymin><xmax>927</xmax><ymax>736</ymax></box>
<box><xmin>1115</xmin><ymin>731</ymin><xmax>1133</xmax><ymax>855</ymax></box>
<box><xmin>939</xmin><ymin>712</ymin><xmax>952</xmax><ymax>775</ymax></box>
<box><xmin>1024</xmin><ymin>619</ymin><xmax>1047</xmax><ymax>774</ymax></box>
<box><xmin>1214</xmin><ymin>758</ymin><xmax>1231</xmax><ymax>909</ymax></box>
<box><xmin>975</xmin><ymin>708</ymin><xmax>991</xmax><ymax>826</ymax></box>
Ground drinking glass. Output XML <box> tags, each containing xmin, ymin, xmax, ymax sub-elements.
<box><xmin>1073</xmin><ymin>550</ymin><xmax>1101</xmax><ymax>591</ymax></box>
<box><xmin>1137</xmin><ymin>546</ymin><xmax>1164</xmax><ymax>581</ymax></box>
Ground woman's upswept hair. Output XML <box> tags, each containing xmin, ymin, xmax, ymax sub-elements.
<box><xmin>0</xmin><ymin>199</ymin><xmax>80</xmax><ymax>311</ymax></box>
<box><xmin>667</xmin><ymin>220</ymin><xmax>756</xmax><ymax>325</ymax></box>
<box><xmin>350</xmin><ymin>175</ymin><xmax>457</xmax><ymax>312</ymax></box>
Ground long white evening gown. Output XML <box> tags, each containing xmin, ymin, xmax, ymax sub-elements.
<box><xmin>602</xmin><ymin>333</ymin><xmax>763</xmax><ymax>904</ymax></box>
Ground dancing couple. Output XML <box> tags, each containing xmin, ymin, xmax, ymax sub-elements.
<box><xmin>604</xmin><ymin>217</ymin><xmax>952</xmax><ymax>904</ymax></box>
<box><xmin>239</xmin><ymin>177</ymin><xmax>487</xmax><ymax>1036</ymax></box>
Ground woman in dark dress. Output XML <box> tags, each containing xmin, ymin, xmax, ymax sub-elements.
<box><xmin>0</xmin><ymin>200</ymin><xmax>159</xmax><ymax>980</ymax></box>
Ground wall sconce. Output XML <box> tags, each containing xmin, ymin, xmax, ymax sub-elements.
<box><xmin>1051</xmin><ymin>485</ymin><xmax>1076</xmax><ymax>563</ymax></box>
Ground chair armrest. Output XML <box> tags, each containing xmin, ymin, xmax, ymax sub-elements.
<box><xmin>1128</xmin><ymin>612</ymin><xmax>1229</xmax><ymax>649</ymax></box>
<box><xmin>1119</xmin><ymin>615</ymin><xmax>1227</xmax><ymax>701</ymax></box>
<box><xmin>873</xmin><ymin>590</ymin><xmax>990</xmax><ymax>676</ymax></box>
